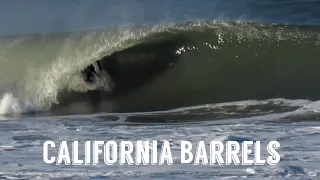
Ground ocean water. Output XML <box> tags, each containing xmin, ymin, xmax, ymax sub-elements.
<box><xmin>1</xmin><ymin>0</ymin><xmax>320</xmax><ymax>179</ymax></box>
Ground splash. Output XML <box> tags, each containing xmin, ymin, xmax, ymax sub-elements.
<box><xmin>0</xmin><ymin>93</ymin><xmax>39</xmax><ymax>115</ymax></box>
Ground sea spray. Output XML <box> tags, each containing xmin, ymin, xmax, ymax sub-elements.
<box><xmin>0</xmin><ymin>93</ymin><xmax>38</xmax><ymax>115</ymax></box>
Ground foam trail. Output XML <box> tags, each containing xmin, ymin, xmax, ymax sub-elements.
<box><xmin>0</xmin><ymin>93</ymin><xmax>39</xmax><ymax>115</ymax></box>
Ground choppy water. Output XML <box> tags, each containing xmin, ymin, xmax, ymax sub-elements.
<box><xmin>1</xmin><ymin>115</ymin><xmax>320</xmax><ymax>179</ymax></box>
<box><xmin>1</xmin><ymin>0</ymin><xmax>320</xmax><ymax>179</ymax></box>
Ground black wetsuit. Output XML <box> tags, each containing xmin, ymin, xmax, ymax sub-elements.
<box><xmin>81</xmin><ymin>61</ymin><xmax>103</xmax><ymax>83</ymax></box>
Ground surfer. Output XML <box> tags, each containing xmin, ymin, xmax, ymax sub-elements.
<box><xmin>78</xmin><ymin>36</ymin><xmax>181</xmax><ymax>93</ymax></box>
<box><xmin>80</xmin><ymin>61</ymin><xmax>114</xmax><ymax>91</ymax></box>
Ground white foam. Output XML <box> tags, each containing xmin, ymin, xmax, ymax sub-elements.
<box><xmin>292</xmin><ymin>100</ymin><xmax>320</xmax><ymax>114</ymax></box>
<box><xmin>0</xmin><ymin>93</ymin><xmax>39</xmax><ymax>116</ymax></box>
<box><xmin>0</xmin><ymin>145</ymin><xmax>15</xmax><ymax>150</ymax></box>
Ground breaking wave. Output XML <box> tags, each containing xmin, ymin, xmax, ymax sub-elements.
<box><xmin>1</xmin><ymin>20</ymin><xmax>320</xmax><ymax>117</ymax></box>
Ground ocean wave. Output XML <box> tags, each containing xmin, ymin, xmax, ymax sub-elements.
<box><xmin>0</xmin><ymin>20</ymin><xmax>320</xmax><ymax>116</ymax></box>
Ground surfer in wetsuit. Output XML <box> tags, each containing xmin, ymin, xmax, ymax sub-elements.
<box><xmin>80</xmin><ymin>61</ymin><xmax>114</xmax><ymax>91</ymax></box>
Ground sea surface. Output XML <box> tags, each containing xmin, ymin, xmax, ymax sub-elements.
<box><xmin>0</xmin><ymin>0</ymin><xmax>320</xmax><ymax>179</ymax></box>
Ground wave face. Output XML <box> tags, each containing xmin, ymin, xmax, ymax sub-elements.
<box><xmin>0</xmin><ymin>21</ymin><xmax>320</xmax><ymax>115</ymax></box>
